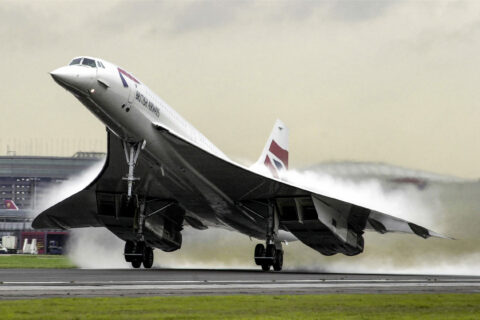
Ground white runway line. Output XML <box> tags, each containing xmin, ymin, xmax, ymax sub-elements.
<box><xmin>1</xmin><ymin>281</ymin><xmax>480</xmax><ymax>292</ymax></box>
<box><xmin>4</xmin><ymin>279</ymin><xmax>480</xmax><ymax>285</ymax></box>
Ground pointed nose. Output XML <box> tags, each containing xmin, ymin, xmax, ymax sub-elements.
<box><xmin>50</xmin><ymin>66</ymin><xmax>96</xmax><ymax>94</ymax></box>
<box><xmin>50</xmin><ymin>66</ymin><xmax>75</xmax><ymax>84</ymax></box>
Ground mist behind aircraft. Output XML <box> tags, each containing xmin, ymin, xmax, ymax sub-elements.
<box><xmin>54</xmin><ymin>161</ymin><xmax>480</xmax><ymax>275</ymax></box>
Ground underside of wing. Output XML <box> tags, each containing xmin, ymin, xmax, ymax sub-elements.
<box><xmin>32</xmin><ymin>190</ymin><xmax>102</xmax><ymax>229</ymax></box>
<box><xmin>33</xmin><ymin>123</ymin><xmax>446</xmax><ymax>259</ymax></box>
<box><xmin>153</xmin><ymin>123</ymin><xmax>447</xmax><ymax>256</ymax></box>
<box><xmin>33</xmin><ymin>129</ymin><xmax>190</xmax><ymax>252</ymax></box>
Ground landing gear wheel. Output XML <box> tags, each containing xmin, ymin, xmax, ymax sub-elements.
<box><xmin>261</xmin><ymin>263</ymin><xmax>271</xmax><ymax>271</ymax></box>
<box><xmin>256</xmin><ymin>200</ymin><xmax>285</xmax><ymax>272</ymax></box>
<box><xmin>254</xmin><ymin>244</ymin><xmax>265</xmax><ymax>265</ymax></box>
<box><xmin>266</xmin><ymin>244</ymin><xmax>276</xmax><ymax>264</ymax></box>
<box><xmin>273</xmin><ymin>250</ymin><xmax>283</xmax><ymax>271</ymax></box>
<box><xmin>124</xmin><ymin>240</ymin><xmax>135</xmax><ymax>262</ymax></box>
<box><xmin>131</xmin><ymin>260</ymin><xmax>142</xmax><ymax>268</ymax></box>
<box><xmin>142</xmin><ymin>247</ymin><xmax>154</xmax><ymax>269</ymax></box>
<box><xmin>259</xmin><ymin>244</ymin><xmax>277</xmax><ymax>272</ymax></box>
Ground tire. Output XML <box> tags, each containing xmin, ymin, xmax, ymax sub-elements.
<box><xmin>135</xmin><ymin>241</ymin><xmax>145</xmax><ymax>255</ymax></box>
<box><xmin>254</xmin><ymin>244</ymin><xmax>265</xmax><ymax>265</ymax></box>
<box><xmin>124</xmin><ymin>241</ymin><xmax>135</xmax><ymax>262</ymax></box>
<box><xmin>143</xmin><ymin>247</ymin><xmax>154</xmax><ymax>269</ymax></box>
<box><xmin>266</xmin><ymin>244</ymin><xmax>276</xmax><ymax>262</ymax></box>
<box><xmin>132</xmin><ymin>260</ymin><xmax>142</xmax><ymax>268</ymax></box>
<box><xmin>261</xmin><ymin>263</ymin><xmax>270</xmax><ymax>271</ymax></box>
<box><xmin>273</xmin><ymin>250</ymin><xmax>283</xmax><ymax>271</ymax></box>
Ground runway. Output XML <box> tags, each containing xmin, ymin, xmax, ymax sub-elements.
<box><xmin>0</xmin><ymin>269</ymin><xmax>479</xmax><ymax>299</ymax></box>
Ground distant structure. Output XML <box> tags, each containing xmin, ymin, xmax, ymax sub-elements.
<box><xmin>0</xmin><ymin>152</ymin><xmax>105</xmax><ymax>253</ymax></box>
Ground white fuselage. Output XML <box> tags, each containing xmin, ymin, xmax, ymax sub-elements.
<box><xmin>51</xmin><ymin>56</ymin><xmax>248</xmax><ymax>231</ymax></box>
<box><xmin>51</xmin><ymin>57</ymin><xmax>228</xmax><ymax>162</ymax></box>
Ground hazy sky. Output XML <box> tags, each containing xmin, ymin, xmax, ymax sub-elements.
<box><xmin>2</xmin><ymin>0</ymin><xmax>480</xmax><ymax>178</ymax></box>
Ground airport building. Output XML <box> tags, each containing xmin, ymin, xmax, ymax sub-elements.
<box><xmin>0</xmin><ymin>152</ymin><xmax>104</xmax><ymax>253</ymax></box>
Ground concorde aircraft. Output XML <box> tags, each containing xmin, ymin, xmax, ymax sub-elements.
<box><xmin>33</xmin><ymin>56</ymin><xmax>444</xmax><ymax>271</ymax></box>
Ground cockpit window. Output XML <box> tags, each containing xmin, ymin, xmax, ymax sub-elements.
<box><xmin>69</xmin><ymin>58</ymin><xmax>82</xmax><ymax>65</ymax></box>
<box><xmin>82</xmin><ymin>58</ymin><xmax>96</xmax><ymax>68</ymax></box>
<box><xmin>98</xmin><ymin>61</ymin><xmax>105</xmax><ymax>68</ymax></box>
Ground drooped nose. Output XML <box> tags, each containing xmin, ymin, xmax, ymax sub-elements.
<box><xmin>50</xmin><ymin>66</ymin><xmax>75</xmax><ymax>84</ymax></box>
<box><xmin>50</xmin><ymin>66</ymin><xmax>95</xmax><ymax>94</ymax></box>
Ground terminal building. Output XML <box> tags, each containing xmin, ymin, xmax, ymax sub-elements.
<box><xmin>0</xmin><ymin>152</ymin><xmax>105</xmax><ymax>254</ymax></box>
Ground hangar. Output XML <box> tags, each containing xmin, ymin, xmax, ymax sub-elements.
<box><xmin>0</xmin><ymin>152</ymin><xmax>104</xmax><ymax>253</ymax></box>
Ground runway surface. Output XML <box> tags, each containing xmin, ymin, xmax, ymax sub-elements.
<box><xmin>0</xmin><ymin>269</ymin><xmax>479</xmax><ymax>299</ymax></box>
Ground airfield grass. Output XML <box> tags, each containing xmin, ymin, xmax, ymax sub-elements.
<box><xmin>0</xmin><ymin>255</ymin><xmax>75</xmax><ymax>269</ymax></box>
<box><xmin>1</xmin><ymin>294</ymin><xmax>480</xmax><ymax>319</ymax></box>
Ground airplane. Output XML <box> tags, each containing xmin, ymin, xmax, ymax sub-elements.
<box><xmin>4</xmin><ymin>200</ymin><xmax>19</xmax><ymax>210</ymax></box>
<box><xmin>33</xmin><ymin>56</ymin><xmax>445</xmax><ymax>271</ymax></box>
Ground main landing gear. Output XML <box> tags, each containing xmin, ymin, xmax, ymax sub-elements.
<box><xmin>122</xmin><ymin>195</ymin><xmax>155</xmax><ymax>269</ymax></box>
<box><xmin>121</xmin><ymin>194</ymin><xmax>155</xmax><ymax>269</ymax></box>
<box><xmin>124</xmin><ymin>240</ymin><xmax>154</xmax><ymax>269</ymax></box>
<box><xmin>254</xmin><ymin>201</ymin><xmax>284</xmax><ymax>271</ymax></box>
<box><xmin>254</xmin><ymin>243</ymin><xmax>283</xmax><ymax>271</ymax></box>
<box><xmin>121</xmin><ymin>139</ymin><xmax>155</xmax><ymax>269</ymax></box>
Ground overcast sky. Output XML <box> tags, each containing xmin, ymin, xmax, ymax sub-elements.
<box><xmin>2</xmin><ymin>0</ymin><xmax>480</xmax><ymax>178</ymax></box>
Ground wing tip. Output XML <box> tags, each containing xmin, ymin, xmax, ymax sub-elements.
<box><xmin>427</xmin><ymin>230</ymin><xmax>455</xmax><ymax>240</ymax></box>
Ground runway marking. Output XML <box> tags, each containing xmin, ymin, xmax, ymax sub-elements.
<box><xmin>1</xmin><ymin>282</ymin><xmax>480</xmax><ymax>293</ymax></box>
<box><xmin>1</xmin><ymin>270</ymin><xmax>479</xmax><ymax>297</ymax></box>
<box><xmin>3</xmin><ymin>279</ymin><xmax>480</xmax><ymax>285</ymax></box>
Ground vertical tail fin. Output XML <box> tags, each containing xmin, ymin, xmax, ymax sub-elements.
<box><xmin>255</xmin><ymin>119</ymin><xmax>289</xmax><ymax>178</ymax></box>
<box><xmin>4</xmin><ymin>200</ymin><xmax>19</xmax><ymax>210</ymax></box>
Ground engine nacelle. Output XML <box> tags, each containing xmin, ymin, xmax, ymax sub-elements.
<box><xmin>145</xmin><ymin>215</ymin><xmax>182</xmax><ymax>252</ymax></box>
<box><xmin>276</xmin><ymin>196</ymin><xmax>369</xmax><ymax>257</ymax></box>
<box><xmin>96</xmin><ymin>193</ymin><xmax>185</xmax><ymax>252</ymax></box>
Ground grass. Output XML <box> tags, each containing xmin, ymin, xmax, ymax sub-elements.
<box><xmin>0</xmin><ymin>255</ymin><xmax>75</xmax><ymax>269</ymax></box>
<box><xmin>0</xmin><ymin>294</ymin><xmax>479</xmax><ymax>319</ymax></box>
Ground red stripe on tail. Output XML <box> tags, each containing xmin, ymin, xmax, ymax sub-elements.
<box><xmin>269</xmin><ymin>140</ymin><xmax>288</xmax><ymax>169</ymax></box>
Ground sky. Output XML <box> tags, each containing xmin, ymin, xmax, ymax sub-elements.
<box><xmin>2</xmin><ymin>0</ymin><xmax>480</xmax><ymax>178</ymax></box>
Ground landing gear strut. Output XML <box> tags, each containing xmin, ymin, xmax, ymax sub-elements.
<box><xmin>254</xmin><ymin>201</ymin><xmax>283</xmax><ymax>271</ymax></box>
<box><xmin>122</xmin><ymin>195</ymin><xmax>154</xmax><ymax>269</ymax></box>
<box><xmin>124</xmin><ymin>240</ymin><xmax>154</xmax><ymax>269</ymax></box>
<box><xmin>122</xmin><ymin>140</ymin><xmax>146</xmax><ymax>201</ymax></box>
<box><xmin>121</xmin><ymin>140</ymin><xmax>154</xmax><ymax>268</ymax></box>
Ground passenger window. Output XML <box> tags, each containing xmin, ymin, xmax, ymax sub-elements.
<box><xmin>82</xmin><ymin>58</ymin><xmax>97</xmax><ymax>68</ymax></box>
<box><xmin>69</xmin><ymin>58</ymin><xmax>82</xmax><ymax>65</ymax></box>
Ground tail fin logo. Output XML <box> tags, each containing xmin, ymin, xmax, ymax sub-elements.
<box><xmin>255</xmin><ymin>119</ymin><xmax>289</xmax><ymax>179</ymax></box>
<box><xmin>4</xmin><ymin>200</ymin><xmax>19</xmax><ymax>210</ymax></box>
<box><xmin>264</xmin><ymin>140</ymin><xmax>289</xmax><ymax>178</ymax></box>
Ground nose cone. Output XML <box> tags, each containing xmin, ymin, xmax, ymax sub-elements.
<box><xmin>50</xmin><ymin>66</ymin><xmax>75</xmax><ymax>84</ymax></box>
<box><xmin>50</xmin><ymin>66</ymin><xmax>95</xmax><ymax>95</ymax></box>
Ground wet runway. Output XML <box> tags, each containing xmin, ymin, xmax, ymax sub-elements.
<box><xmin>0</xmin><ymin>269</ymin><xmax>479</xmax><ymax>299</ymax></box>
